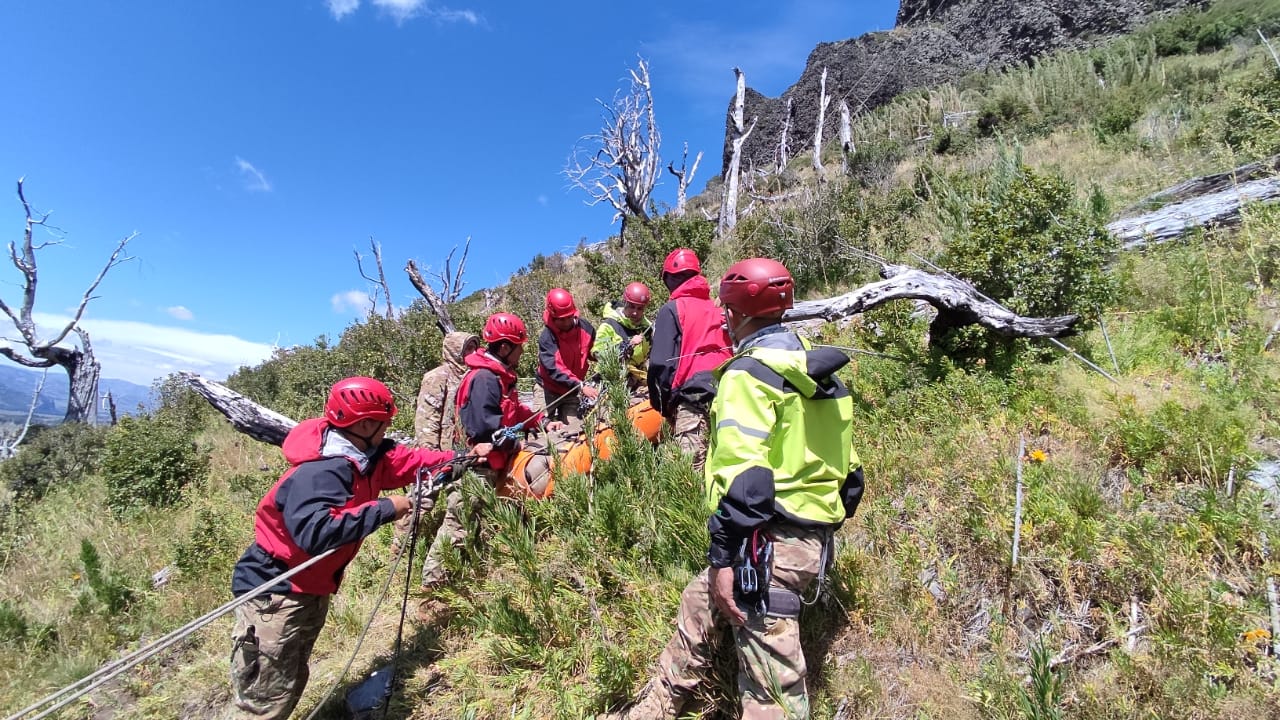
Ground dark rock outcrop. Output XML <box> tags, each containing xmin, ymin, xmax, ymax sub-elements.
<box><xmin>724</xmin><ymin>0</ymin><xmax>1207</xmax><ymax>174</ymax></box>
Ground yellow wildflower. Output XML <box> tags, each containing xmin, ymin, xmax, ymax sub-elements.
<box><xmin>1028</xmin><ymin>449</ymin><xmax>1048</xmax><ymax>463</ymax></box>
<box><xmin>1241</xmin><ymin>628</ymin><xmax>1271</xmax><ymax>645</ymax></box>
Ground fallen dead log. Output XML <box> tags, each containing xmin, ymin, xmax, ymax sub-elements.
<box><xmin>1121</xmin><ymin>155</ymin><xmax>1280</xmax><ymax>212</ymax></box>
<box><xmin>179</xmin><ymin>372</ymin><xmax>295</xmax><ymax>446</ymax></box>
<box><xmin>783</xmin><ymin>264</ymin><xmax>1078</xmax><ymax>338</ymax></box>
<box><xmin>1107</xmin><ymin>175</ymin><xmax>1280</xmax><ymax>250</ymax></box>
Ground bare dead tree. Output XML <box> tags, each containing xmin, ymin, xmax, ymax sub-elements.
<box><xmin>565</xmin><ymin>56</ymin><xmax>661</xmax><ymax>245</ymax></box>
<box><xmin>354</xmin><ymin>237</ymin><xmax>394</xmax><ymax>320</ymax></box>
<box><xmin>720</xmin><ymin>67</ymin><xmax>757</xmax><ymax>236</ymax></box>
<box><xmin>839</xmin><ymin>100</ymin><xmax>854</xmax><ymax>175</ymax></box>
<box><xmin>0</xmin><ymin>369</ymin><xmax>47</xmax><ymax>459</ymax></box>
<box><xmin>0</xmin><ymin>179</ymin><xmax>133</xmax><ymax>424</ymax></box>
<box><xmin>813</xmin><ymin>67</ymin><xmax>832</xmax><ymax>181</ymax></box>
<box><xmin>776</xmin><ymin>96</ymin><xmax>794</xmax><ymax>173</ymax></box>
<box><xmin>667</xmin><ymin>143</ymin><xmax>703</xmax><ymax>218</ymax></box>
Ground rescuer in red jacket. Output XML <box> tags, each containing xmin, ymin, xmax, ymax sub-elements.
<box><xmin>227</xmin><ymin>376</ymin><xmax>490</xmax><ymax>720</ymax></box>
<box><xmin>537</xmin><ymin>288</ymin><xmax>598</xmax><ymax>431</ymax></box>
<box><xmin>647</xmin><ymin>248</ymin><xmax>732</xmax><ymax>472</ymax></box>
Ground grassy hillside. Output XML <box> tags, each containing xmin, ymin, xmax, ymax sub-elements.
<box><xmin>3</xmin><ymin>1</ymin><xmax>1280</xmax><ymax>718</ymax></box>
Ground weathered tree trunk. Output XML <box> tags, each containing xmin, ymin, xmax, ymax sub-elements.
<box><xmin>720</xmin><ymin>67</ymin><xmax>755</xmax><ymax>236</ymax></box>
<box><xmin>1122</xmin><ymin>155</ymin><xmax>1279</xmax><ymax>211</ymax></box>
<box><xmin>783</xmin><ymin>264</ymin><xmax>1078</xmax><ymax>338</ymax></box>
<box><xmin>667</xmin><ymin>142</ymin><xmax>702</xmax><ymax>218</ymax></box>
<box><xmin>1106</xmin><ymin>175</ymin><xmax>1280</xmax><ymax>250</ymax></box>
<box><xmin>812</xmin><ymin>68</ymin><xmax>831</xmax><ymax>180</ymax></box>
<box><xmin>776</xmin><ymin>97</ymin><xmax>793</xmax><ymax>173</ymax></box>
<box><xmin>179</xmin><ymin>372</ymin><xmax>296</xmax><ymax>446</ymax></box>
<box><xmin>839</xmin><ymin>100</ymin><xmax>854</xmax><ymax>175</ymax></box>
<box><xmin>59</xmin><ymin>328</ymin><xmax>101</xmax><ymax>425</ymax></box>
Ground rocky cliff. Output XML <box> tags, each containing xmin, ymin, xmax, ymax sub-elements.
<box><xmin>723</xmin><ymin>0</ymin><xmax>1207</xmax><ymax>175</ymax></box>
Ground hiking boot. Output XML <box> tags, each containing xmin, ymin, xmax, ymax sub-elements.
<box><xmin>415</xmin><ymin>598</ymin><xmax>453</xmax><ymax>626</ymax></box>
<box><xmin>598</xmin><ymin>679</ymin><xmax>681</xmax><ymax>720</ymax></box>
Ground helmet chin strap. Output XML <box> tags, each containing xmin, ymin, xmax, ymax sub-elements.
<box><xmin>346</xmin><ymin>422</ymin><xmax>382</xmax><ymax>450</ymax></box>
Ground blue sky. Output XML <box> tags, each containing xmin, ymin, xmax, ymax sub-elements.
<box><xmin>0</xmin><ymin>0</ymin><xmax>897</xmax><ymax>386</ymax></box>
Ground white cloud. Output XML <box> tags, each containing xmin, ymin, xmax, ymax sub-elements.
<box><xmin>331</xmin><ymin>290</ymin><xmax>374</xmax><ymax>316</ymax></box>
<box><xmin>327</xmin><ymin>0</ymin><xmax>360</xmax><ymax>19</ymax></box>
<box><xmin>9</xmin><ymin>313</ymin><xmax>277</xmax><ymax>385</ymax></box>
<box><xmin>428</xmin><ymin>7</ymin><xmax>479</xmax><ymax>24</ymax></box>
<box><xmin>372</xmin><ymin>0</ymin><xmax>425</xmax><ymax>21</ymax></box>
<box><xmin>235</xmin><ymin>156</ymin><xmax>273</xmax><ymax>192</ymax></box>
<box><xmin>166</xmin><ymin>305</ymin><xmax>194</xmax><ymax>321</ymax></box>
<box><xmin>328</xmin><ymin>0</ymin><xmax>479</xmax><ymax>24</ymax></box>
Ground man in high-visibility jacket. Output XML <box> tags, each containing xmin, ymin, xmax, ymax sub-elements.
<box><xmin>592</xmin><ymin>281</ymin><xmax>652</xmax><ymax>397</ymax></box>
<box><xmin>647</xmin><ymin>248</ymin><xmax>732</xmax><ymax>472</ymax></box>
<box><xmin>607</xmin><ymin>258</ymin><xmax>865</xmax><ymax>720</ymax></box>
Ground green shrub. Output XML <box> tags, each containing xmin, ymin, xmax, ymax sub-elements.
<box><xmin>1218</xmin><ymin>69</ymin><xmax>1280</xmax><ymax>158</ymax></box>
<box><xmin>102</xmin><ymin>415</ymin><xmax>209</xmax><ymax>516</ymax></box>
<box><xmin>0</xmin><ymin>422</ymin><xmax>108</xmax><ymax>503</ymax></box>
<box><xmin>173</xmin><ymin>504</ymin><xmax>240</xmax><ymax>576</ymax></box>
<box><xmin>78</xmin><ymin>539</ymin><xmax>137</xmax><ymax>616</ymax></box>
<box><xmin>938</xmin><ymin>164</ymin><xmax>1118</xmax><ymax>366</ymax></box>
<box><xmin>1096</xmin><ymin>91</ymin><xmax>1146</xmax><ymax>138</ymax></box>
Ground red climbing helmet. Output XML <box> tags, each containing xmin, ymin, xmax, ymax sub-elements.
<box><xmin>545</xmin><ymin>288</ymin><xmax>578</xmax><ymax>319</ymax></box>
<box><xmin>623</xmin><ymin>282</ymin><xmax>652</xmax><ymax>307</ymax></box>
<box><xmin>482</xmin><ymin>312</ymin><xmax>528</xmax><ymax>345</ymax></box>
<box><xmin>325</xmin><ymin>376</ymin><xmax>398</xmax><ymax>428</ymax></box>
<box><xmin>719</xmin><ymin>257</ymin><xmax>795</xmax><ymax>318</ymax></box>
<box><xmin>662</xmin><ymin>248</ymin><xmax>701</xmax><ymax>276</ymax></box>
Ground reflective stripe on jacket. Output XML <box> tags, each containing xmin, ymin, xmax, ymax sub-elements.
<box><xmin>704</xmin><ymin>327</ymin><xmax>863</xmax><ymax>568</ymax></box>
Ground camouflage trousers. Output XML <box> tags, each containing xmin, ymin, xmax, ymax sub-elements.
<box><xmin>420</xmin><ymin>486</ymin><xmax>467</xmax><ymax>588</ymax></box>
<box><xmin>670</xmin><ymin>403</ymin><xmax>710</xmax><ymax>474</ymax></box>
<box><xmin>418</xmin><ymin>454</ymin><xmax>554</xmax><ymax>588</ymax></box>
<box><xmin>227</xmin><ymin>592</ymin><xmax>330</xmax><ymax>720</ymax></box>
<box><xmin>621</xmin><ymin>525</ymin><xmax>827</xmax><ymax>720</ymax></box>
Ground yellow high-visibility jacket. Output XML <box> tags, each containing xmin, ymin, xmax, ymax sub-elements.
<box><xmin>704</xmin><ymin>326</ymin><xmax>864</xmax><ymax>568</ymax></box>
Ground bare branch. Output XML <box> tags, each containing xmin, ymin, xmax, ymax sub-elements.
<box><xmin>0</xmin><ymin>368</ymin><xmax>47</xmax><ymax>459</ymax></box>
<box><xmin>406</xmin><ymin>259</ymin><xmax>456</xmax><ymax>335</ymax></box>
<box><xmin>667</xmin><ymin>143</ymin><xmax>702</xmax><ymax>218</ymax></box>
<box><xmin>44</xmin><ymin>232</ymin><xmax>135</xmax><ymax>350</ymax></box>
<box><xmin>433</xmin><ymin>237</ymin><xmax>471</xmax><ymax>304</ymax></box>
<box><xmin>354</xmin><ymin>237</ymin><xmax>395</xmax><ymax>320</ymax></box>
<box><xmin>783</xmin><ymin>264</ymin><xmax>1078</xmax><ymax>338</ymax></box>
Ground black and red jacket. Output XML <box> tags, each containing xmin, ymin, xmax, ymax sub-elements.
<box><xmin>231</xmin><ymin>418</ymin><xmax>458</xmax><ymax>597</ymax></box>
<box><xmin>647</xmin><ymin>274</ymin><xmax>733</xmax><ymax>416</ymax></box>
<box><xmin>536</xmin><ymin>314</ymin><xmax>596</xmax><ymax>397</ymax></box>
<box><xmin>456</xmin><ymin>349</ymin><xmax>540</xmax><ymax>470</ymax></box>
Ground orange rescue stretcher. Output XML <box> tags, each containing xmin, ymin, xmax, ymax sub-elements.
<box><xmin>497</xmin><ymin>399</ymin><xmax>664</xmax><ymax>499</ymax></box>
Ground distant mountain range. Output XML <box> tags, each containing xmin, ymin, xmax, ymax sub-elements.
<box><xmin>0</xmin><ymin>364</ymin><xmax>154</xmax><ymax>424</ymax></box>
